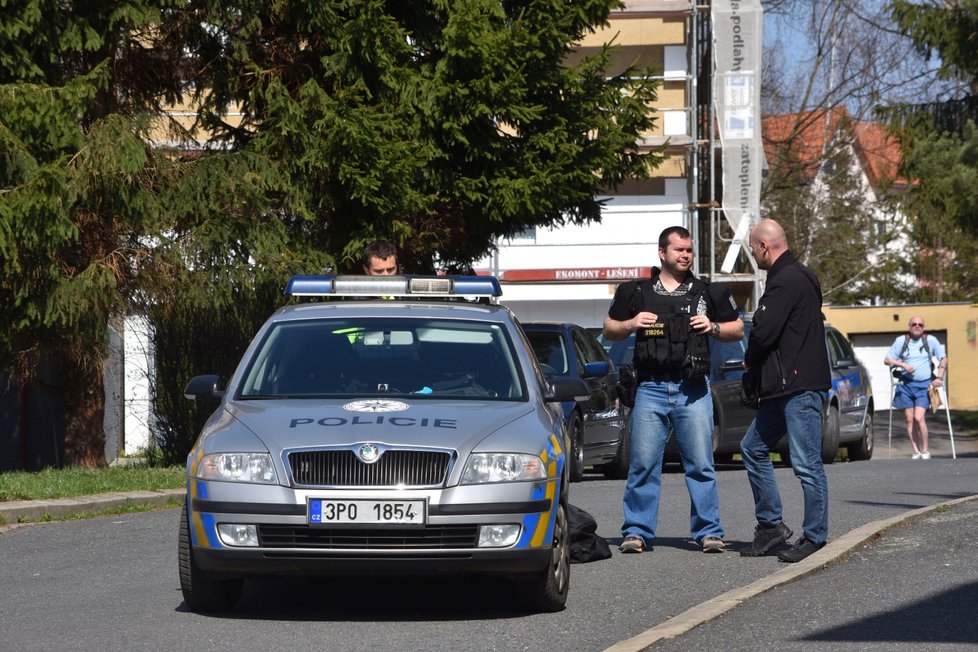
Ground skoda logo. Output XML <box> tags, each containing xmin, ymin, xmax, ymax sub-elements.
<box><xmin>343</xmin><ymin>399</ymin><xmax>409</xmax><ymax>413</ymax></box>
<box><xmin>357</xmin><ymin>444</ymin><xmax>381</xmax><ymax>463</ymax></box>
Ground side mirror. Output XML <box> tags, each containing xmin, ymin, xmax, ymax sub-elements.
<box><xmin>546</xmin><ymin>376</ymin><xmax>590</xmax><ymax>403</ymax></box>
<box><xmin>184</xmin><ymin>375</ymin><xmax>224</xmax><ymax>402</ymax></box>
<box><xmin>582</xmin><ymin>361</ymin><xmax>610</xmax><ymax>378</ymax></box>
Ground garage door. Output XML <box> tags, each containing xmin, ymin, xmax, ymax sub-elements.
<box><xmin>849</xmin><ymin>331</ymin><xmax>947</xmax><ymax>411</ymax></box>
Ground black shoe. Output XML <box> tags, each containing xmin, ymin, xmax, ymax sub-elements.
<box><xmin>740</xmin><ymin>521</ymin><xmax>793</xmax><ymax>557</ymax></box>
<box><xmin>777</xmin><ymin>537</ymin><xmax>826</xmax><ymax>563</ymax></box>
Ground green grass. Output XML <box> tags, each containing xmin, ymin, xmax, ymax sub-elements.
<box><xmin>0</xmin><ymin>465</ymin><xmax>185</xmax><ymax>502</ymax></box>
<box><xmin>953</xmin><ymin>410</ymin><xmax>978</xmax><ymax>431</ymax></box>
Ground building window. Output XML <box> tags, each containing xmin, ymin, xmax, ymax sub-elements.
<box><xmin>506</xmin><ymin>227</ymin><xmax>536</xmax><ymax>244</ymax></box>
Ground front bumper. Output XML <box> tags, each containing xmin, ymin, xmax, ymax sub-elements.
<box><xmin>186</xmin><ymin>478</ymin><xmax>560</xmax><ymax>579</ymax></box>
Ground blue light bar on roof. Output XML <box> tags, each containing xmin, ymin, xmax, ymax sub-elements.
<box><xmin>285</xmin><ymin>274</ymin><xmax>501</xmax><ymax>298</ymax></box>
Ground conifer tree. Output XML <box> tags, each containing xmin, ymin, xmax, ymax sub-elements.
<box><xmin>1</xmin><ymin>1</ymin><xmax>662</xmax><ymax>464</ymax></box>
<box><xmin>172</xmin><ymin>0</ymin><xmax>662</xmax><ymax>271</ymax></box>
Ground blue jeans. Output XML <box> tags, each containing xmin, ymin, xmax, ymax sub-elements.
<box><xmin>621</xmin><ymin>378</ymin><xmax>724</xmax><ymax>544</ymax></box>
<box><xmin>740</xmin><ymin>390</ymin><xmax>829</xmax><ymax>545</ymax></box>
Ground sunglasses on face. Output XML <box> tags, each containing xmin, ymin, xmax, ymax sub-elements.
<box><xmin>909</xmin><ymin>322</ymin><xmax>924</xmax><ymax>327</ymax></box>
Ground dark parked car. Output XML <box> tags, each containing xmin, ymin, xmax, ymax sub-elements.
<box><xmin>599</xmin><ymin>320</ymin><xmax>874</xmax><ymax>464</ymax></box>
<box><xmin>522</xmin><ymin>322</ymin><xmax>630</xmax><ymax>481</ymax></box>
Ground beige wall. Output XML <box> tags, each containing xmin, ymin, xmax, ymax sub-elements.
<box><xmin>823</xmin><ymin>303</ymin><xmax>978</xmax><ymax>410</ymax></box>
<box><xmin>579</xmin><ymin>16</ymin><xmax>686</xmax><ymax>47</ymax></box>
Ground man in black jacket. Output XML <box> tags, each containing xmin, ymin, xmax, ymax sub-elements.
<box><xmin>740</xmin><ymin>219</ymin><xmax>831</xmax><ymax>563</ymax></box>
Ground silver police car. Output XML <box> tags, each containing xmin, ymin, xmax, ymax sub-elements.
<box><xmin>179</xmin><ymin>275</ymin><xmax>586</xmax><ymax>613</ymax></box>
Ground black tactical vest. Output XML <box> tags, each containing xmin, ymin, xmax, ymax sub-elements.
<box><xmin>631</xmin><ymin>277</ymin><xmax>711</xmax><ymax>380</ymax></box>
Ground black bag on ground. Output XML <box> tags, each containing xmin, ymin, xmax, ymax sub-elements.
<box><xmin>567</xmin><ymin>503</ymin><xmax>612</xmax><ymax>563</ymax></box>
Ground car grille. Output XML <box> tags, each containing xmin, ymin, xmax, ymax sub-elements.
<box><xmin>288</xmin><ymin>449</ymin><xmax>452</xmax><ymax>487</ymax></box>
<box><xmin>258</xmin><ymin>524</ymin><xmax>479</xmax><ymax>549</ymax></box>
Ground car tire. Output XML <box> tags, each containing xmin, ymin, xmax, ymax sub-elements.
<box><xmin>178</xmin><ymin>503</ymin><xmax>242</xmax><ymax>613</ymax></box>
<box><xmin>821</xmin><ymin>404</ymin><xmax>840</xmax><ymax>464</ymax></box>
<box><xmin>568</xmin><ymin>413</ymin><xmax>585</xmax><ymax>482</ymax></box>
<box><xmin>847</xmin><ymin>410</ymin><xmax>874</xmax><ymax>461</ymax></box>
<box><xmin>602</xmin><ymin>413</ymin><xmax>631</xmax><ymax>480</ymax></box>
<box><xmin>515</xmin><ymin>500</ymin><xmax>570</xmax><ymax>613</ymax></box>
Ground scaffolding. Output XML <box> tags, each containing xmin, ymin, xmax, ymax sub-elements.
<box><xmin>634</xmin><ymin>0</ymin><xmax>763</xmax><ymax>308</ymax></box>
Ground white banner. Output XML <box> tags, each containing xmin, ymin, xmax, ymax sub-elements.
<box><xmin>713</xmin><ymin>0</ymin><xmax>763</xmax><ymax>272</ymax></box>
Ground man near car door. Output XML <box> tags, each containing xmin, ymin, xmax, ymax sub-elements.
<box><xmin>603</xmin><ymin>226</ymin><xmax>744</xmax><ymax>554</ymax></box>
<box><xmin>740</xmin><ymin>219</ymin><xmax>831</xmax><ymax>563</ymax></box>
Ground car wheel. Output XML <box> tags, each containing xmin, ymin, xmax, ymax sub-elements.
<box><xmin>568</xmin><ymin>413</ymin><xmax>585</xmax><ymax>482</ymax></box>
<box><xmin>821</xmin><ymin>404</ymin><xmax>840</xmax><ymax>464</ymax></box>
<box><xmin>602</xmin><ymin>413</ymin><xmax>631</xmax><ymax>480</ymax></box>
<box><xmin>516</xmin><ymin>500</ymin><xmax>570</xmax><ymax>613</ymax></box>
<box><xmin>847</xmin><ymin>410</ymin><xmax>874</xmax><ymax>461</ymax></box>
<box><xmin>178</xmin><ymin>503</ymin><xmax>242</xmax><ymax>613</ymax></box>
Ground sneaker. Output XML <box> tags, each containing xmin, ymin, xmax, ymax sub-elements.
<box><xmin>777</xmin><ymin>536</ymin><xmax>826</xmax><ymax>563</ymax></box>
<box><xmin>911</xmin><ymin>451</ymin><xmax>922</xmax><ymax>460</ymax></box>
<box><xmin>740</xmin><ymin>521</ymin><xmax>793</xmax><ymax>557</ymax></box>
<box><xmin>619</xmin><ymin>535</ymin><xmax>647</xmax><ymax>554</ymax></box>
<box><xmin>701</xmin><ymin>536</ymin><xmax>725</xmax><ymax>553</ymax></box>
<box><xmin>921</xmin><ymin>451</ymin><xmax>931</xmax><ymax>460</ymax></box>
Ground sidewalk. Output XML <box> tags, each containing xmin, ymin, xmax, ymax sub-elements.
<box><xmin>0</xmin><ymin>488</ymin><xmax>184</xmax><ymax>527</ymax></box>
<box><xmin>637</xmin><ymin>494</ymin><xmax>978</xmax><ymax>651</ymax></box>
<box><xmin>874</xmin><ymin>408</ymin><xmax>978</xmax><ymax>459</ymax></box>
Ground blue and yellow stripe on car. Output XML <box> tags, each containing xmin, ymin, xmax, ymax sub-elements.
<box><xmin>187</xmin><ymin>446</ymin><xmax>222</xmax><ymax>549</ymax></box>
<box><xmin>516</xmin><ymin>432</ymin><xmax>565</xmax><ymax>549</ymax></box>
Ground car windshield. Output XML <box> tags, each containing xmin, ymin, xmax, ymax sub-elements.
<box><xmin>237</xmin><ymin>317</ymin><xmax>525</xmax><ymax>401</ymax></box>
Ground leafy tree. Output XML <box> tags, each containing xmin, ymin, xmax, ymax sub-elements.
<box><xmin>0</xmin><ymin>3</ymin><xmax>300</xmax><ymax>465</ymax></box>
<box><xmin>759</xmin><ymin>1</ymin><xmax>946</xmax><ymax>305</ymax></box>
<box><xmin>897</xmin><ymin>124</ymin><xmax>978</xmax><ymax>301</ymax></box>
<box><xmin>884</xmin><ymin>0</ymin><xmax>978</xmax><ymax>242</ymax></box>
<box><xmin>172</xmin><ymin>0</ymin><xmax>662</xmax><ymax>272</ymax></box>
<box><xmin>1</xmin><ymin>1</ymin><xmax>663</xmax><ymax>465</ymax></box>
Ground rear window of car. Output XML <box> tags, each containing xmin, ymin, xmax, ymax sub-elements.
<box><xmin>237</xmin><ymin>318</ymin><xmax>526</xmax><ymax>401</ymax></box>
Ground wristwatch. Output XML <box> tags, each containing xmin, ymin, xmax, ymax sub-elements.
<box><xmin>711</xmin><ymin>322</ymin><xmax>721</xmax><ymax>337</ymax></box>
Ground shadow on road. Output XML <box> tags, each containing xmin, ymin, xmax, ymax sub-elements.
<box><xmin>803</xmin><ymin>580</ymin><xmax>978</xmax><ymax>644</ymax></box>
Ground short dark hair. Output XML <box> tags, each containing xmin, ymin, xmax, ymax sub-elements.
<box><xmin>658</xmin><ymin>226</ymin><xmax>692</xmax><ymax>250</ymax></box>
<box><xmin>362</xmin><ymin>239</ymin><xmax>398</xmax><ymax>268</ymax></box>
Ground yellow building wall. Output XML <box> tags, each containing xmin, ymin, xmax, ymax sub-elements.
<box><xmin>823</xmin><ymin>304</ymin><xmax>978</xmax><ymax>410</ymax></box>
<box><xmin>579</xmin><ymin>16</ymin><xmax>686</xmax><ymax>47</ymax></box>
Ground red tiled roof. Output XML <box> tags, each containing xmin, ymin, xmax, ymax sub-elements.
<box><xmin>762</xmin><ymin>107</ymin><xmax>911</xmax><ymax>190</ymax></box>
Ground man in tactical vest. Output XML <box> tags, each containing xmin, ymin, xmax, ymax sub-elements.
<box><xmin>603</xmin><ymin>226</ymin><xmax>744</xmax><ymax>554</ymax></box>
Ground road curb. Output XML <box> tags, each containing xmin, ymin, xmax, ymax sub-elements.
<box><xmin>0</xmin><ymin>488</ymin><xmax>185</xmax><ymax>525</ymax></box>
<box><xmin>604</xmin><ymin>493</ymin><xmax>978</xmax><ymax>652</ymax></box>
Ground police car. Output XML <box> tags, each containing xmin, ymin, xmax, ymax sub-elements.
<box><xmin>178</xmin><ymin>275</ymin><xmax>588</xmax><ymax>613</ymax></box>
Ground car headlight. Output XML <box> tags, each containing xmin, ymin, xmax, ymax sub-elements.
<box><xmin>460</xmin><ymin>453</ymin><xmax>547</xmax><ymax>484</ymax></box>
<box><xmin>196</xmin><ymin>453</ymin><xmax>278</xmax><ymax>484</ymax></box>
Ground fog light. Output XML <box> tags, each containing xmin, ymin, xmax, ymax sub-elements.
<box><xmin>478</xmin><ymin>524</ymin><xmax>521</xmax><ymax>547</ymax></box>
<box><xmin>217</xmin><ymin>523</ymin><xmax>259</xmax><ymax>547</ymax></box>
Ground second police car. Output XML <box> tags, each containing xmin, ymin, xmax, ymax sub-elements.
<box><xmin>179</xmin><ymin>274</ymin><xmax>589</xmax><ymax>613</ymax></box>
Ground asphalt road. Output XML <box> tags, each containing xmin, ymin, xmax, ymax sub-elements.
<box><xmin>2</xmin><ymin>437</ymin><xmax>977</xmax><ymax>652</ymax></box>
<box><xmin>0</xmin><ymin>410</ymin><xmax>973</xmax><ymax>651</ymax></box>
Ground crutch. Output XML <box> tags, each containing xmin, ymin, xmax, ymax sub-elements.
<box><xmin>929</xmin><ymin>355</ymin><xmax>955</xmax><ymax>459</ymax></box>
<box><xmin>937</xmin><ymin>383</ymin><xmax>955</xmax><ymax>459</ymax></box>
